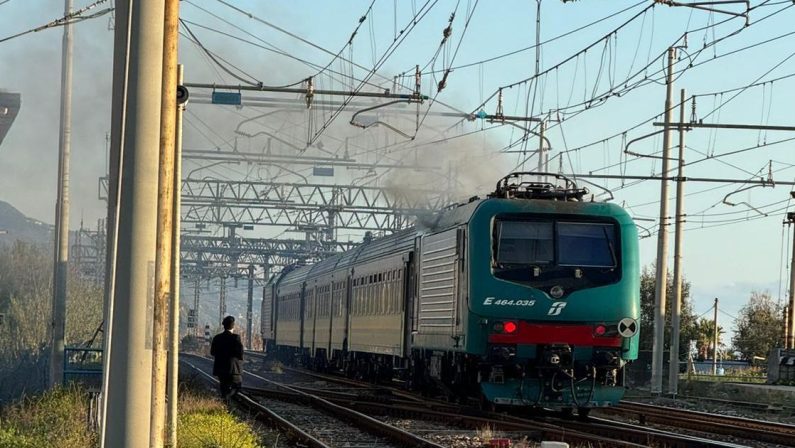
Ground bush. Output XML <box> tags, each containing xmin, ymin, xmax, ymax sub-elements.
<box><xmin>0</xmin><ymin>386</ymin><xmax>97</xmax><ymax>448</ymax></box>
<box><xmin>178</xmin><ymin>390</ymin><xmax>261</xmax><ymax>448</ymax></box>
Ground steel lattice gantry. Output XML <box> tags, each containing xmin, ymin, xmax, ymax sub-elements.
<box><xmin>99</xmin><ymin>177</ymin><xmax>444</xmax><ymax>232</ymax></box>
<box><xmin>178</xmin><ymin>178</ymin><xmax>443</xmax><ymax>231</ymax></box>
<box><xmin>179</xmin><ymin>234</ymin><xmax>359</xmax><ymax>280</ymax></box>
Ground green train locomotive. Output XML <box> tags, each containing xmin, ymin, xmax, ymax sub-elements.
<box><xmin>261</xmin><ymin>172</ymin><xmax>640</xmax><ymax>415</ymax></box>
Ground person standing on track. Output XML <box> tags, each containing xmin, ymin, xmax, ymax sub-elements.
<box><xmin>210</xmin><ymin>315</ymin><xmax>244</xmax><ymax>399</ymax></box>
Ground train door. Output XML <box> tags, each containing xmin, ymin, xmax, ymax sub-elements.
<box><xmin>311</xmin><ymin>282</ymin><xmax>318</xmax><ymax>358</ymax></box>
<box><xmin>403</xmin><ymin>251</ymin><xmax>416</xmax><ymax>357</ymax></box>
<box><xmin>344</xmin><ymin>269</ymin><xmax>353</xmax><ymax>353</ymax></box>
<box><xmin>299</xmin><ymin>282</ymin><xmax>306</xmax><ymax>351</ymax></box>
<box><xmin>327</xmin><ymin>276</ymin><xmax>335</xmax><ymax>359</ymax></box>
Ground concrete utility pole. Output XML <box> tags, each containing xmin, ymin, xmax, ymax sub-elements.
<box><xmin>50</xmin><ymin>0</ymin><xmax>73</xmax><ymax>388</ymax></box>
<box><xmin>100</xmin><ymin>0</ymin><xmax>130</xmax><ymax>440</ymax></box>
<box><xmin>167</xmin><ymin>63</ymin><xmax>184</xmax><ymax>448</ymax></box>
<box><xmin>712</xmin><ymin>297</ymin><xmax>719</xmax><ymax>375</ymax></box>
<box><xmin>668</xmin><ymin>89</ymin><xmax>687</xmax><ymax>397</ymax></box>
<box><xmin>150</xmin><ymin>0</ymin><xmax>179</xmax><ymax>445</ymax></box>
<box><xmin>102</xmin><ymin>0</ymin><xmax>165</xmax><ymax>446</ymax></box>
<box><xmin>788</xmin><ymin>211</ymin><xmax>795</xmax><ymax>349</ymax></box>
<box><xmin>246</xmin><ymin>264</ymin><xmax>254</xmax><ymax>349</ymax></box>
<box><xmin>651</xmin><ymin>47</ymin><xmax>676</xmax><ymax>395</ymax></box>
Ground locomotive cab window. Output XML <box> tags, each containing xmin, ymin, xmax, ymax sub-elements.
<box><xmin>494</xmin><ymin>221</ymin><xmax>553</xmax><ymax>265</ymax></box>
<box><xmin>492</xmin><ymin>217</ymin><xmax>621</xmax><ymax>293</ymax></box>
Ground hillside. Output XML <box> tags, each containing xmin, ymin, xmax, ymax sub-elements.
<box><xmin>0</xmin><ymin>200</ymin><xmax>52</xmax><ymax>245</ymax></box>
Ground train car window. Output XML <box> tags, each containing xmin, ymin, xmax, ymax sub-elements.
<box><xmin>495</xmin><ymin>220</ymin><xmax>553</xmax><ymax>265</ymax></box>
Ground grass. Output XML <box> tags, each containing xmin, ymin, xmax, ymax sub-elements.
<box><xmin>0</xmin><ymin>385</ymin><xmax>97</xmax><ymax>448</ymax></box>
<box><xmin>177</xmin><ymin>388</ymin><xmax>263</xmax><ymax>448</ymax></box>
<box><xmin>0</xmin><ymin>379</ymin><xmax>269</xmax><ymax>448</ymax></box>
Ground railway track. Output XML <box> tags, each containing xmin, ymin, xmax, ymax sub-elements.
<box><xmin>239</xmin><ymin>351</ymin><xmax>745</xmax><ymax>447</ymax></box>
<box><xmin>599</xmin><ymin>400</ymin><xmax>795</xmax><ymax>446</ymax></box>
<box><xmin>181</xmin><ymin>353</ymin><xmax>444</xmax><ymax>448</ymax></box>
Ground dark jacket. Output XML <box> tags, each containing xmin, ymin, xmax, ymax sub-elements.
<box><xmin>210</xmin><ymin>330</ymin><xmax>243</xmax><ymax>378</ymax></box>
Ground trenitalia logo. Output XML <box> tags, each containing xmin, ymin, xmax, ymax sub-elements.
<box><xmin>547</xmin><ymin>301</ymin><xmax>567</xmax><ymax>316</ymax></box>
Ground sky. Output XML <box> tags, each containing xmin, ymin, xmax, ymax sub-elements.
<box><xmin>1</xmin><ymin>0</ymin><xmax>795</xmax><ymax>340</ymax></box>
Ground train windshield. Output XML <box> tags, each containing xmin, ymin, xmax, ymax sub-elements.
<box><xmin>495</xmin><ymin>221</ymin><xmax>553</xmax><ymax>265</ymax></box>
<box><xmin>558</xmin><ymin>222</ymin><xmax>616</xmax><ymax>268</ymax></box>
<box><xmin>494</xmin><ymin>219</ymin><xmax>618</xmax><ymax>270</ymax></box>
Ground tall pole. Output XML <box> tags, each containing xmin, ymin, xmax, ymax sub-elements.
<box><xmin>219</xmin><ymin>276</ymin><xmax>227</xmax><ymax>326</ymax></box>
<box><xmin>193</xmin><ymin>279</ymin><xmax>200</xmax><ymax>336</ymax></box>
<box><xmin>100</xmin><ymin>0</ymin><xmax>131</xmax><ymax>441</ymax></box>
<box><xmin>788</xmin><ymin>213</ymin><xmax>795</xmax><ymax>349</ymax></box>
<box><xmin>102</xmin><ymin>0</ymin><xmax>165</xmax><ymax>445</ymax></box>
<box><xmin>166</xmin><ymin>63</ymin><xmax>184</xmax><ymax>448</ymax></box>
<box><xmin>537</xmin><ymin>120</ymin><xmax>546</xmax><ymax>176</ymax></box>
<box><xmin>150</xmin><ymin>1</ymin><xmax>179</xmax><ymax>445</ymax></box>
<box><xmin>712</xmin><ymin>297</ymin><xmax>719</xmax><ymax>375</ymax></box>
<box><xmin>651</xmin><ymin>47</ymin><xmax>676</xmax><ymax>395</ymax></box>
<box><xmin>246</xmin><ymin>264</ymin><xmax>254</xmax><ymax>349</ymax></box>
<box><xmin>668</xmin><ymin>89</ymin><xmax>686</xmax><ymax>396</ymax></box>
<box><xmin>50</xmin><ymin>0</ymin><xmax>74</xmax><ymax>388</ymax></box>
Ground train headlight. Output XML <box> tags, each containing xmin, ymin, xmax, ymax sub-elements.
<box><xmin>503</xmin><ymin>321</ymin><xmax>518</xmax><ymax>334</ymax></box>
<box><xmin>594</xmin><ymin>324</ymin><xmax>607</xmax><ymax>336</ymax></box>
<box><xmin>493</xmin><ymin>322</ymin><xmax>504</xmax><ymax>333</ymax></box>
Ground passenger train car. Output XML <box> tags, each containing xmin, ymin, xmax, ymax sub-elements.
<box><xmin>261</xmin><ymin>172</ymin><xmax>640</xmax><ymax>415</ymax></box>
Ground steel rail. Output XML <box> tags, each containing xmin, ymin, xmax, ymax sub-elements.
<box><xmin>182</xmin><ymin>353</ymin><xmax>444</xmax><ymax>448</ymax></box>
<box><xmin>181</xmin><ymin>359</ymin><xmax>330</xmax><ymax>448</ymax></box>
<box><xmin>243</xmin><ymin>351</ymin><xmax>734</xmax><ymax>447</ymax></box>
<box><xmin>607</xmin><ymin>400</ymin><xmax>795</xmax><ymax>445</ymax></box>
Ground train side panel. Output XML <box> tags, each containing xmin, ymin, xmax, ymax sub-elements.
<box><xmin>275</xmin><ymin>280</ymin><xmax>304</xmax><ymax>350</ymax></box>
<box><xmin>310</xmin><ymin>273</ymin><xmax>334</xmax><ymax>361</ymax></box>
<box><xmin>411</xmin><ymin>227</ymin><xmax>467</xmax><ymax>351</ymax></box>
<box><xmin>261</xmin><ymin>281</ymin><xmax>275</xmax><ymax>350</ymax></box>
<box><xmin>348</xmin><ymin>253</ymin><xmax>406</xmax><ymax>356</ymax></box>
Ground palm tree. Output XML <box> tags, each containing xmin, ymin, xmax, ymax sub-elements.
<box><xmin>693</xmin><ymin>317</ymin><xmax>724</xmax><ymax>360</ymax></box>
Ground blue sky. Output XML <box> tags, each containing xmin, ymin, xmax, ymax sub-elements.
<box><xmin>2</xmin><ymin>0</ymin><xmax>794</xmax><ymax>340</ymax></box>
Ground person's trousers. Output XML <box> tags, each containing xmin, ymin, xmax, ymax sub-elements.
<box><xmin>218</xmin><ymin>374</ymin><xmax>242</xmax><ymax>399</ymax></box>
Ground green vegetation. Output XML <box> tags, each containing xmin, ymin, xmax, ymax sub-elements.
<box><xmin>639</xmin><ymin>265</ymin><xmax>701</xmax><ymax>357</ymax></box>
<box><xmin>178</xmin><ymin>389</ymin><xmax>263</xmax><ymax>448</ymax></box>
<box><xmin>0</xmin><ymin>386</ymin><xmax>98</xmax><ymax>448</ymax></box>
<box><xmin>0</xmin><ymin>241</ymin><xmax>104</xmax><ymax>400</ymax></box>
<box><xmin>0</xmin><ymin>383</ymin><xmax>268</xmax><ymax>448</ymax></box>
<box><xmin>732</xmin><ymin>291</ymin><xmax>783</xmax><ymax>361</ymax></box>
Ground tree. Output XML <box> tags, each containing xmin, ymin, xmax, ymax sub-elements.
<box><xmin>692</xmin><ymin>317</ymin><xmax>725</xmax><ymax>361</ymax></box>
<box><xmin>732</xmin><ymin>290</ymin><xmax>783</xmax><ymax>361</ymax></box>
<box><xmin>0</xmin><ymin>241</ymin><xmax>103</xmax><ymax>399</ymax></box>
<box><xmin>639</xmin><ymin>264</ymin><xmax>698</xmax><ymax>358</ymax></box>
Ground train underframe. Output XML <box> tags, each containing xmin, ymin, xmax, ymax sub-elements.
<box><xmin>263</xmin><ymin>339</ymin><xmax>627</xmax><ymax>414</ymax></box>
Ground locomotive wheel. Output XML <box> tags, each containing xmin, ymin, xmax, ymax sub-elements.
<box><xmin>559</xmin><ymin>407</ymin><xmax>574</xmax><ymax>419</ymax></box>
<box><xmin>577</xmin><ymin>407</ymin><xmax>591</xmax><ymax>420</ymax></box>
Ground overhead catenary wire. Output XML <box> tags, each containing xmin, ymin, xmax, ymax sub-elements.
<box><xmin>0</xmin><ymin>0</ymin><xmax>111</xmax><ymax>44</ymax></box>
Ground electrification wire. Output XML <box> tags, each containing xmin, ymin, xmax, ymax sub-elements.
<box><xmin>178</xmin><ymin>17</ymin><xmax>381</xmax><ymax>91</ymax></box>
<box><xmin>0</xmin><ymin>0</ymin><xmax>110</xmax><ymax>44</ymax></box>
<box><xmin>180</xmin><ymin>19</ymin><xmax>264</xmax><ymax>87</ymax></box>
<box><xmin>700</xmin><ymin>50</ymin><xmax>795</xmax><ymax>121</ymax></box>
<box><xmin>397</xmin><ymin>0</ymin><xmax>649</xmax><ymax>76</ymax></box>
<box><xmin>209</xmin><ymin>0</ymin><xmax>399</xmax><ymax>89</ymax></box>
<box><xmin>308</xmin><ymin>0</ymin><xmax>440</xmax><ymax>146</ymax></box>
<box><xmin>414</xmin><ymin>0</ymin><xmax>479</xmax><ymax>137</ymax></box>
